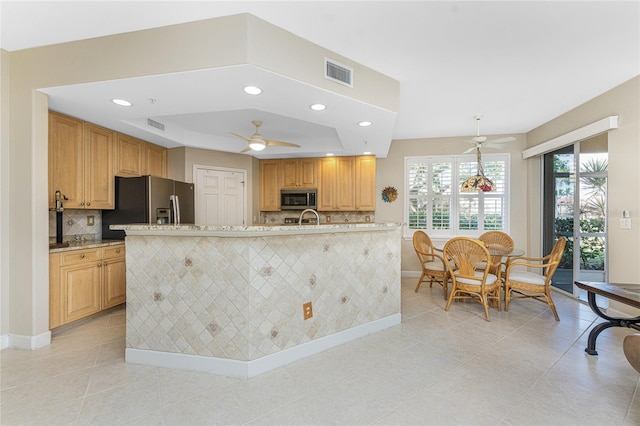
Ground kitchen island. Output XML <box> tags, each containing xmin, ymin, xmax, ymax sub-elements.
<box><xmin>111</xmin><ymin>223</ymin><xmax>402</xmax><ymax>378</ymax></box>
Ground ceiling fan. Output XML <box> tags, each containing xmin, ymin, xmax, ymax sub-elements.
<box><xmin>229</xmin><ymin>120</ymin><xmax>301</xmax><ymax>152</ymax></box>
<box><xmin>463</xmin><ymin>114</ymin><xmax>516</xmax><ymax>154</ymax></box>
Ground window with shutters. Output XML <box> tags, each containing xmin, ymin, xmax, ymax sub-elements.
<box><xmin>405</xmin><ymin>154</ymin><xmax>509</xmax><ymax>239</ymax></box>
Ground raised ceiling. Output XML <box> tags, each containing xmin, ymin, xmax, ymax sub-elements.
<box><xmin>2</xmin><ymin>1</ymin><xmax>639</xmax><ymax>158</ymax></box>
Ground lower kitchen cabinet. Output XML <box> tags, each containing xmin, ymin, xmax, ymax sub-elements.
<box><xmin>49</xmin><ymin>244</ymin><xmax>126</xmax><ymax>329</ymax></box>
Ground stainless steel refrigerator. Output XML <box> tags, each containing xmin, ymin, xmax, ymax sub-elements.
<box><xmin>102</xmin><ymin>175</ymin><xmax>195</xmax><ymax>240</ymax></box>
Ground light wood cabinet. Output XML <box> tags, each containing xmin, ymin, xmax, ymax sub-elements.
<box><xmin>84</xmin><ymin>123</ymin><xmax>115</xmax><ymax>209</ymax></box>
<box><xmin>317</xmin><ymin>156</ymin><xmax>355</xmax><ymax>211</ymax></box>
<box><xmin>48</xmin><ymin>112</ymin><xmax>115</xmax><ymax>209</ymax></box>
<box><xmin>102</xmin><ymin>246</ymin><xmax>126</xmax><ymax>309</ymax></box>
<box><xmin>281</xmin><ymin>158</ymin><xmax>317</xmax><ymax>188</ymax></box>
<box><xmin>49</xmin><ymin>244</ymin><xmax>126</xmax><ymax>329</ymax></box>
<box><xmin>355</xmin><ymin>155</ymin><xmax>376</xmax><ymax>211</ymax></box>
<box><xmin>115</xmin><ymin>135</ymin><xmax>167</xmax><ymax>178</ymax></box>
<box><xmin>260</xmin><ymin>160</ymin><xmax>282</xmax><ymax>211</ymax></box>
<box><xmin>142</xmin><ymin>142</ymin><xmax>168</xmax><ymax>178</ymax></box>
<box><xmin>115</xmin><ymin>133</ymin><xmax>144</xmax><ymax>177</ymax></box>
<box><xmin>48</xmin><ymin>112</ymin><xmax>85</xmax><ymax>209</ymax></box>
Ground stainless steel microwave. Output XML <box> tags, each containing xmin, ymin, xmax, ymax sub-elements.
<box><xmin>280</xmin><ymin>188</ymin><xmax>317</xmax><ymax>210</ymax></box>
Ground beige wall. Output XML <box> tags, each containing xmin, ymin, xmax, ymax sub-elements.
<box><xmin>3</xmin><ymin>14</ymin><xmax>395</xmax><ymax>342</ymax></box>
<box><xmin>376</xmin><ymin>134</ymin><xmax>528</xmax><ymax>274</ymax></box>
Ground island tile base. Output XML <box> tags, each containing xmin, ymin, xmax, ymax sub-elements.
<box><xmin>119</xmin><ymin>224</ymin><xmax>402</xmax><ymax>378</ymax></box>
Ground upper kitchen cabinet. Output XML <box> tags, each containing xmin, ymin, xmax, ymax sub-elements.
<box><xmin>142</xmin><ymin>142</ymin><xmax>168</xmax><ymax>178</ymax></box>
<box><xmin>115</xmin><ymin>133</ymin><xmax>144</xmax><ymax>177</ymax></box>
<box><xmin>48</xmin><ymin>112</ymin><xmax>115</xmax><ymax>209</ymax></box>
<box><xmin>49</xmin><ymin>112</ymin><xmax>84</xmax><ymax>209</ymax></box>
<box><xmin>260</xmin><ymin>159</ymin><xmax>282</xmax><ymax>211</ymax></box>
<box><xmin>115</xmin><ymin>135</ymin><xmax>167</xmax><ymax>178</ymax></box>
<box><xmin>317</xmin><ymin>156</ymin><xmax>355</xmax><ymax>211</ymax></box>
<box><xmin>115</xmin><ymin>133</ymin><xmax>167</xmax><ymax>178</ymax></box>
<box><xmin>355</xmin><ymin>155</ymin><xmax>376</xmax><ymax>211</ymax></box>
<box><xmin>281</xmin><ymin>158</ymin><xmax>317</xmax><ymax>188</ymax></box>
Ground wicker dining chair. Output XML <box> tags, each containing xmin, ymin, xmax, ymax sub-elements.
<box><xmin>503</xmin><ymin>237</ymin><xmax>567</xmax><ymax>321</ymax></box>
<box><xmin>478</xmin><ymin>230</ymin><xmax>515</xmax><ymax>281</ymax></box>
<box><xmin>443</xmin><ymin>237</ymin><xmax>501</xmax><ymax>321</ymax></box>
<box><xmin>413</xmin><ymin>230</ymin><xmax>450</xmax><ymax>300</ymax></box>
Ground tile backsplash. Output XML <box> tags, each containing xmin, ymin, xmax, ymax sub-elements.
<box><xmin>49</xmin><ymin>209</ymin><xmax>102</xmax><ymax>242</ymax></box>
<box><xmin>261</xmin><ymin>211</ymin><xmax>374</xmax><ymax>225</ymax></box>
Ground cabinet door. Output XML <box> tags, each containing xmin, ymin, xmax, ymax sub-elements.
<box><xmin>298</xmin><ymin>158</ymin><xmax>317</xmax><ymax>188</ymax></box>
<box><xmin>84</xmin><ymin>123</ymin><xmax>115</xmax><ymax>209</ymax></box>
<box><xmin>281</xmin><ymin>159</ymin><xmax>298</xmax><ymax>188</ymax></box>
<box><xmin>143</xmin><ymin>142</ymin><xmax>167</xmax><ymax>178</ymax></box>
<box><xmin>355</xmin><ymin>156</ymin><xmax>376</xmax><ymax>211</ymax></box>
<box><xmin>259</xmin><ymin>160</ymin><xmax>282</xmax><ymax>211</ymax></box>
<box><xmin>115</xmin><ymin>133</ymin><xmax>143</xmax><ymax>177</ymax></box>
<box><xmin>49</xmin><ymin>112</ymin><xmax>84</xmax><ymax>209</ymax></box>
<box><xmin>317</xmin><ymin>157</ymin><xmax>337</xmax><ymax>211</ymax></box>
<box><xmin>61</xmin><ymin>262</ymin><xmax>102</xmax><ymax>324</ymax></box>
<box><xmin>102</xmin><ymin>257</ymin><xmax>126</xmax><ymax>309</ymax></box>
<box><xmin>335</xmin><ymin>157</ymin><xmax>355</xmax><ymax>211</ymax></box>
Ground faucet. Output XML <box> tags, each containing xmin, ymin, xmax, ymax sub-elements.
<box><xmin>298</xmin><ymin>208</ymin><xmax>320</xmax><ymax>226</ymax></box>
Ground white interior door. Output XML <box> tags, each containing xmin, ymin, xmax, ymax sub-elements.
<box><xmin>194</xmin><ymin>166</ymin><xmax>246</xmax><ymax>226</ymax></box>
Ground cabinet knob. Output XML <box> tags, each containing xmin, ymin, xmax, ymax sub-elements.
<box><xmin>116</xmin><ymin>249</ymin><xmax>121</xmax><ymax>253</ymax></box>
<box><xmin>98</xmin><ymin>262</ymin><xmax>102</xmax><ymax>267</ymax></box>
<box><xmin>81</xmin><ymin>201</ymin><xmax>85</xmax><ymax>206</ymax></box>
<box><xmin>103</xmin><ymin>262</ymin><xmax>107</xmax><ymax>266</ymax></box>
<box><xmin>86</xmin><ymin>202</ymin><xmax>91</xmax><ymax>206</ymax></box>
<box><xmin>80</xmin><ymin>254</ymin><xmax>85</xmax><ymax>259</ymax></box>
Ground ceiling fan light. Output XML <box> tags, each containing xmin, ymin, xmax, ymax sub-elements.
<box><xmin>249</xmin><ymin>141</ymin><xmax>266</xmax><ymax>151</ymax></box>
<box><xmin>358</xmin><ymin>121</ymin><xmax>372</xmax><ymax>127</ymax></box>
<box><xmin>310</xmin><ymin>103</ymin><xmax>326</xmax><ymax>111</ymax></box>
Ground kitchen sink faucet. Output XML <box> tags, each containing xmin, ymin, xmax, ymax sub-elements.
<box><xmin>298</xmin><ymin>208</ymin><xmax>320</xmax><ymax>225</ymax></box>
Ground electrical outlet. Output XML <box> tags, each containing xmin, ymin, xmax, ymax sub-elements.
<box><xmin>87</xmin><ymin>215</ymin><xmax>94</xmax><ymax>226</ymax></box>
<box><xmin>326</xmin><ymin>216</ymin><xmax>331</xmax><ymax>223</ymax></box>
<box><xmin>620</xmin><ymin>218</ymin><xmax>632</xmax><ymax>229</ymax></box>
<box><xmin>303</xmin><ymin>301</ymin><xmax>313</xmax><ymax>320</ymax></box>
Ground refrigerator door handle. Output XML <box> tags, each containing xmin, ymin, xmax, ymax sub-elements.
<box><xmin>170</xmin><ymin>195</ymin><xmax>181</xmax><ymax>225</ymax></box>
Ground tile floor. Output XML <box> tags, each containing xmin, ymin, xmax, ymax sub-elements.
<box><xmin>2</xmin><ymin>277</ymin><xmax>640</xmax><ymax>425</ymax></box>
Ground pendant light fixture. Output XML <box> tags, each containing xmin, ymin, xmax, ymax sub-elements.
<box><xmin>461</xmin><ymin>146</ymin><xmax>496</xmax><ymax>192</ymax></box>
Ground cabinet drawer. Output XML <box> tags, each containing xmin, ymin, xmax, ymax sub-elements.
<box><xmin>60</xmin><ymin>248</ymin><xmax>102</xmax><ymax>266</ymax></box>
<box><xmin>104</xmin><ymin>245</ymin><xmax>125</xmax><ymax>259</ymax></box>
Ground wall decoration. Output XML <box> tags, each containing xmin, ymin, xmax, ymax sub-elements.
<box><xmin>381</xmin><ymin>186</ymin><xmax>398</xmax><ymax>203</ymax></box>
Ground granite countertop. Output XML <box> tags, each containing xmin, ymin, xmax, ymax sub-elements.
<box><xmin>49</xmin><ymin>239</ymin><xmax>124</xmax><ymax>253</ymax></box>
<box><xmin>110</xmin><ymin>223</ymin><xmax>401</xmax><ymax>237</ymax></box>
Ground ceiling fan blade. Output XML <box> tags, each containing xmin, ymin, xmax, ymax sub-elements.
<box><xmin>487</xmin><ymin>136</ymin><xmax>516</xmax><ymax>144</ymax></box>
<box><xmin>266</xmin><ymin>140</ymin><xmax>301</xmax><ymax>148</ymax></box>
<box><xmin>229</xmin><ymin>131</ymin><xmax>251</xmax><ymax>142</ymax></box>
<box><xmin>463</xmin><ymin>146</ymin><xmax>476</xmax><ymax>154</ymax></box>
<box><xmin>240</xmin><ymin>146</ymin><xmax>252</xmax><ymax>153</ymax></box>
<box><xmin>483</xmin><ymin>143</ymin><xmax>505</xmax><ymax>149</ymax></box>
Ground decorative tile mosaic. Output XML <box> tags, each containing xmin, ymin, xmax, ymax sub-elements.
<box><xmin>124</xmin><ymin>227</ymin><xmax>401</xmax><ymax>362</ymax></box>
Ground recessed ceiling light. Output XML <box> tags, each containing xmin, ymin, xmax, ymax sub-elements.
<box><xmin>326</xmin><ymin>153</ymin><xmax>334</xmax><ymax>156</ymax></box>
<box><xmin>310</xmin><ymin>103</ymin><xmax>326</xmax><ymax>111</ymax></box>
<box><xmin>243</xmin><ymin>86</ymin><xmax>262</xmax><ymax>95</ymax></box>
<box><xmin>111</xmin><ymin>98</ymin><xmax>133</xmax><ymax>107</ymax></box>
<box><xmin>358</xmin><ymin>121</ymin><xmax>372</xmax><ymax>127</ymax></box>
<box><xmin>363</xmin><ymin>151</ymin><xmax>372</xmax><ymax>155</ymax></box>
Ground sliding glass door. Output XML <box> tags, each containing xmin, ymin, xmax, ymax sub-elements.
<box><xmin>543</xmin><ymin>136</ymin><xmax>608</xmax><ymax>298</ymax></box>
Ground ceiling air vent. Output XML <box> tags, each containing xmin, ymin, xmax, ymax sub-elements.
<box><xmin>324</xmin><ymin>57</ymin><xmax>353</xmax><ymax>88</ymax></box>
<box><xmin>147</xmin><ymin>118</ymin><xmax>165</xmax><ymax>131</ymax></box>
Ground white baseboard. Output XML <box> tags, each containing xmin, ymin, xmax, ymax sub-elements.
<box><xmin>1</xmin><ymin>331</ymin><xmax>51</xmax><ymax>350</ymax></box>
<box><xmin>126</xmin><ymin>313</ymin><xmax>401</xmax><ymax>378</ymax></box>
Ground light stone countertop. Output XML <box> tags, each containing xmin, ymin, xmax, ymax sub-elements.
<box><xmin>110</xmin><ymin>222</ymin><xmax>401</xmax><ymax>237</ymax></box>
<box><xmin>49</xmin><ymin>239</ymin><xmax>124</xmax><ymax>253</ymax></box>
